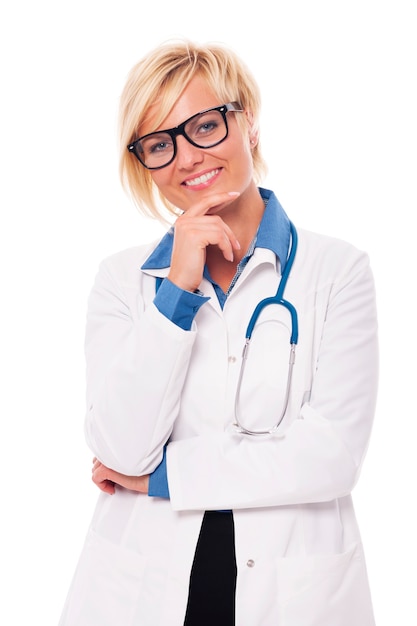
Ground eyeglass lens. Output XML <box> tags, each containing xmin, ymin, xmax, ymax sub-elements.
<box><xmin>137</xmin><ymin>109</ymin><xmax>228</xmax><ymax>169</ymax></box>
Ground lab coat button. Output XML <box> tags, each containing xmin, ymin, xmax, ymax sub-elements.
<box><xmin>246</xmin><ymin>559</ymin><xmax>255</xmax><ymax>568</ymax></box>
<box><xmin>228</xmin><ymin>356</ymin><xmax>237</xmax><ymax>363</ymax></box>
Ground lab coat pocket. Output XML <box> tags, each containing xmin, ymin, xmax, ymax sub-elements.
<box><xmin>276</xmin><ymin>543</ymin><xmax>375</xmax><ymax>626</ymax></box>
<box><xmin>59</xmin><ymin>527</ymin><xmax>147</xmax><ymax>626</ymax></box>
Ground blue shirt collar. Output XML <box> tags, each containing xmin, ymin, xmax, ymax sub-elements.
<box><xmin>141</xmin><ymin>187</ymin><xmax>291</xmax><ymax>271</ymax></box>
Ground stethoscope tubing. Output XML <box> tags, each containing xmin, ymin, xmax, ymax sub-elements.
<box><xmin>234</xmin><ymin>222</ymin><xmax>298</xmax><ymax>436</ymax></box>
<box><xmin>245</xmin><ymin>222</ymin><xmax>298</xmax><ymax>343</ymax></box>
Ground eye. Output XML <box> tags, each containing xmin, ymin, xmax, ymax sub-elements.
<box><xmin>141</xmin><ymin>133</ymin><xmax>173</xmax><ymax>156</ymax></box>
<box><xmin>196</xmin><ymin>119</ymin><xmax>219</xmax><ymax>135</ymax></box>
<box><xmin>185</xmin><ymin>109</ymin><xmax>225</xmax><ymax>145</ymax></box>
<box><xmin>192</xmin><ymin>116</ymin><xmax>220</xmax><ymax>139</ymax></box>
<box><xmin>148</xmin><ymin>140</ymin><xmax>172</xmax><ymax>154</ymax></box>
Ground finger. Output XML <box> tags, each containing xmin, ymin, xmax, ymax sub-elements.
<box><xmin>188</xmin><ymin>220</ymin><xmax>236</xmax><ymax>262</ymax></box>
<box><xmin>190</xmin><ymin>217</ymin><xmax>241</xmax><ymax>261</ymax></box>
<box><xmin>92</xmin><ymin>464</ymin><xmax>115</xmax><ymax>490</ymax></box>
<box><xmin>91</xmin><ymin>458</ymin><xmax>101</xmax><ymax>472</ymax></box>
<box><xmin>184</xmin><ymin>191</ymin><xmax>240</xmax><ymax>218</ymax></box>
<box><xmin>216</xmin><ymin>228</ymin><xmax>239</xmax><ymax>262</ymax></box>
<box><xmin>218</xmin><ymin>219</ymin><xmax>241</xmax><ymax>256</ymax></box>
<box><xmin>92</xmin><ymin>475</ymin><xmax>115</xmax><ymax>495</ymax></box>
<box><xmin>175</xmin><ymin>214</ymin><xmax>240</xmax><ymax>258</ymax></box>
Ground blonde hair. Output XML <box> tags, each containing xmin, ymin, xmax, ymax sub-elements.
<box><xmin>119</xmin><ymin>39</ymin><xmax>267</xmax><ymax>221</ymax></box>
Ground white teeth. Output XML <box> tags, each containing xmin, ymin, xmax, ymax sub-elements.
<box><xmin>185</xmin><ymin>169</ymin><xmax>219</xmax><ymax>186</ymax></box>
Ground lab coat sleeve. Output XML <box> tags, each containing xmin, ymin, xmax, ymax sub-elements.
<box><xmin>84</xmin><ymin>255</ymin><xmax>196</xmax><ymax>476</ymax></box>
<box><xmin>166</xmin><ymin>251</ymin><xmax>379</xmax><ymax>511</ymax></box>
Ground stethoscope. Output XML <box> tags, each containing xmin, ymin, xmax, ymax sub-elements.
<box><xmin>233</xmin><ymin>222</ymin><xmax>298</xmax><ymax>436</ymax></box>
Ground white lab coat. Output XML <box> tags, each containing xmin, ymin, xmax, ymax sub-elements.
<box><xmin>59</xmin><ymin>225</ymin><xmax>378</xmax><ymax>626</ymax></box>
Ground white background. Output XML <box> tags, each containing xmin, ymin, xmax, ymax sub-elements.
<box><xmin>1</xmin><ymin>1</ymin><xmax>416</xmax><ymax>624</ymax></box>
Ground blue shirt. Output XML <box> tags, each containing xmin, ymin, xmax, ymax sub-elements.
<box><xmin>143</xmin><ymin>188</ymin><xmax>291</xmax><ymax>498</ymax></box>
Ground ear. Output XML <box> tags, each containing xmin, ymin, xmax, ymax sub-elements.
<box><xmin>245</xmin><ymin>110</ymin><xmax>259</xmax><ymax>148</ymax></box>
<box><xmin>249</xmin><ymin>129</ymin><xmax>259</xmax><ymax>148</ymax></box>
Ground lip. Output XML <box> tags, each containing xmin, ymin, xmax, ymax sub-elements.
<box><xmin>182</xmin><ymin>168</ymin><xmax>221</xmax><ymax>190</ymax></box>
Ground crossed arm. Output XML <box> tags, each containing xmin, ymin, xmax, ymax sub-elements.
<box><xmin>92</xmin><ymin>457</ymin><xmax>149</xmax><ymax>495</ymax></box>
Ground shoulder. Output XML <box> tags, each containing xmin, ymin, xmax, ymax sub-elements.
<box><xmin>100</xmin><ymin>239</ymin><xmax>160</xmax><ymax>273</ymax></box>
<box><xmin>96</xmin><ymin>240</ymin><xmax>161</xmax><ymax>284</ymax></box>
<box><xmin>295</xmin><ymin>227</ymin><xmax>372</xmax><ymax>283</ymax></box>
<box><xmin>297</xmin><ymin>227</ymin><xmax>365</xmax><ymax>254</ymax></box>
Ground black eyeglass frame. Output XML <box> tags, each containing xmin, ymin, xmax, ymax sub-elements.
<box><xmin>127</xmin><ymin>102</ymin><xmax>243</xmax><ymax>170</ymax></box>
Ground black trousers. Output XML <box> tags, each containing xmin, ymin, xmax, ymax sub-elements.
<box><xmin>183</xmin><ymin>511</ymin><xmax>237</xmax><ymax>626</ymax></box>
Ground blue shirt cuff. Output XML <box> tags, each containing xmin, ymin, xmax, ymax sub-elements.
<box><xmin>148</xmin><ymin>447</ymin><xmax>170</xmax><ymax>499</ymax></box>
<box><xmin>154</xmin><ymin>278</ymin><xmax>210</xmax><ymax>330</ymax></box>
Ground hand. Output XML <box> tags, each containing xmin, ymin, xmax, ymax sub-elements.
<box><xmin>91</xmin><ymin>457</ymin><xmax>149</xmax><ymax>495</ymax></box>
<box><xmin>168</xmin><ymin>191</ymin><xmax>241</xmax><ymax>292</ymax></box>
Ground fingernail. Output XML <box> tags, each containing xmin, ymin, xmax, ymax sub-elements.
<box><xmin>228</xmin><ymin>191</ymin><xmax>240</xmax><ymax>196</ymax></box>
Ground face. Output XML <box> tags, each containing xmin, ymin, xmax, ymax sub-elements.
<box><xmin>139</xmin><ymin>76</ymin><xmax>259</xmax><ymax>214</ymax></box>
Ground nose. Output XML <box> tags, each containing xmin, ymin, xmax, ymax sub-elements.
<box><xmin>175</xmin><ymin>134</ymin><xmax>204</xmax><ymax>169</ymax></box>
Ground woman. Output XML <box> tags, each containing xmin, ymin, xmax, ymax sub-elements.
<box><xmin>59</xmin><ymin>40</ymin><xmax>378</xmax><ymax>626</ymax></box>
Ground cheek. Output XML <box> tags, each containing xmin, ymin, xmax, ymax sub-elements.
<box><xmin>149</xmin><ymin>169</ymin><xmax>181</xmax><ymax>203</ymax></box>
<box><xmin>231</xmin><ymin>129</ymin><xmax>253</xmax><ymax>160</ymax></box>
<box><xmin>150</xmin><ymin>170</ymin><xmax>170</xmax><ymax>190</ymax></box>
<box><xmin>234</xmin><ymin>140</ymin><xmax>255</xmax><ymax>179</ymax></box>
<box><xmin>150</xmin><ymin>169</ymin><xmax>188</xmax><ymax>210</ymax></box>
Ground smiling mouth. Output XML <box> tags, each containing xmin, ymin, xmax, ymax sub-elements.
<box><xmin>183</xmin><ymin>169</ymin><xmax>220</xmax><ymax>187</ymax></box>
